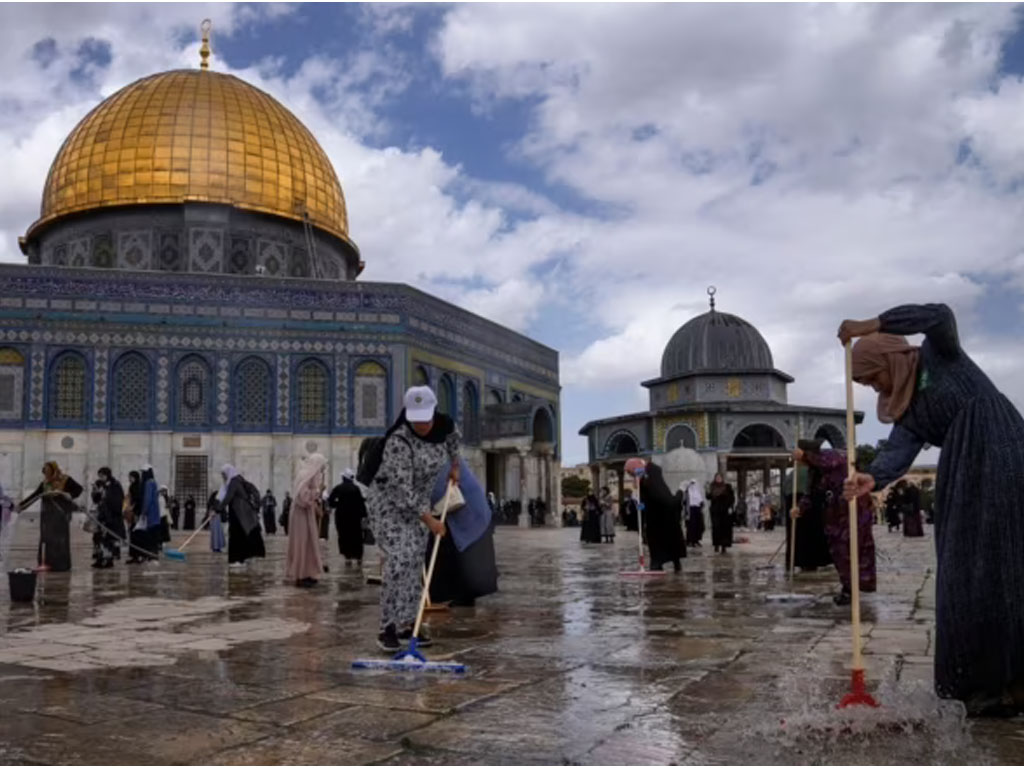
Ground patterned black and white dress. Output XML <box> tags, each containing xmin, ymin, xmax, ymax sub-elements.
<box><xmin>866</xmin><ymin>303</ymin><xmax>1024</xmax><ymax>713</ymax></box>
<box><xmin>367</xmin><ymin>420</ymin><xmax>460</xmax><ymax>632</ymax></box>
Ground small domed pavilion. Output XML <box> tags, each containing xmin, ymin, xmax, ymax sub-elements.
<box><xmin>578</xmin><ymin>288</ymin><xmax>861</xmax><ymax>501</ymax></box>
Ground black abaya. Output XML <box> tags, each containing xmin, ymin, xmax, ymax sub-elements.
<box><xmin>329</xmin><ymin>479</ymin><xmax>366</xmax><ymax>561</ymax></box>
<box><xmin>640</xmin><ymin>463</ymin><xmax>685</xmax><ymax>570</ymax></box>
<box><xmin>708</xmin><ymin>482</ymin><xmax>735</xmax><ymax>550</ymax></box>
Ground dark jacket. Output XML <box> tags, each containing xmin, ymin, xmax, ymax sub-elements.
<box><xmin>214</xmin><ymin>476</ymin><xmax>259</xmax><ymax>535</ymax></box>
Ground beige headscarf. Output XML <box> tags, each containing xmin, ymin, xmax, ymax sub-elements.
<box><xmin>293</xmin><ymin>453</ymin><xmax>328</xmax><ymax>506</ymax></box>
<box><xmin>852</xmin><ymin>333</ymin><xmax>920</xmax><ymax>424</ymax></box>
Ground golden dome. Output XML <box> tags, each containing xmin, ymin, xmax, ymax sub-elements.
<box><xmin>29</xmin><ymin>69</ymin><xmax>351</xmax><ymax>244</ymax></box>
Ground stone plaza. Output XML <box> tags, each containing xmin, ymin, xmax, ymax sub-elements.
<box><xmin>0</xmin><ymin>517</ymin><xmax>1022</xmax><ymax>765</ymax></box>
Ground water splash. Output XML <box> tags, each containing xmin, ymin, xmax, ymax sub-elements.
<box><xmin>749</xmin><ymin>654</ymin><xmax>988</xmax><ymax>765</ymax></box>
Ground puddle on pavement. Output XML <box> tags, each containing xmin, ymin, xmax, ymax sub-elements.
<box><xmin>0</xmin><ymin>596</ymin><xmax>309</xmax><ymax>672</ymax></box>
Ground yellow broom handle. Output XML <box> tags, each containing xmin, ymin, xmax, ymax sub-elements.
<box><xmin>845</xmin><ymin>341</ymin><xmax>864</xmax><ymax>672</ymax></box>
<box><xmin>789</xmin><ymin>452</ymin><xmax>799</xmax><ymax>580</ymax></box>
<box><xmin>413</xmin><ymin>481</ymin><xmax>454</xmax><ymax>639</ymax></box>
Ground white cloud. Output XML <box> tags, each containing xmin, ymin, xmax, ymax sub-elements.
<box><xmin>4</xmin><ymin>4</ymin><xmax>1024</xmax><ymax>469</ymax></box>
<box><xmin>435</xmin><ymin>3</ymin><xmax>1024</xmax><ymax>463</ymax></box>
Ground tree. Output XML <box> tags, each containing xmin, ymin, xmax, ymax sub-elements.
<box><xmin>561</xmin><ymin>475</ymin><xmax>590</xmax><ymax>499</ymax></box>
<box><xmin>855</xmin><ymin>444</ymin><xmax>877</xmax><ymax>472</ymax></box>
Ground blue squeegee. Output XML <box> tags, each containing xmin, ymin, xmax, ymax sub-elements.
<box><xmin>352</xmin><ymin>482</ymin><xmax>468</xmax><ymax>675</ymax></box>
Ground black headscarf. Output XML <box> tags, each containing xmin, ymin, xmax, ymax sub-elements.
<box><xmin>397</xmin><ymin>408</ymin><xmax>455</xmax><ymax>444</ymax></box>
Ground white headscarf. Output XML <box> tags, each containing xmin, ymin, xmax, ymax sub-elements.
<box><xmin>294</xmin><ymin>453</ymin><xmax>328</xmax><ymax>500</ymax></box>
<box><xmin>685</xmin><ymin>479</ymin><xmax>704</xmax><ymax>506</ymax></box>
<box><xmin>217</xmin><ymin>464</ymin><xmax>239</xmax><ymax>503</ymax></box>
<box><xmin>342</xmin><ymin>468</ymin><xmax>355</xmax><ymax>480</ymax></box>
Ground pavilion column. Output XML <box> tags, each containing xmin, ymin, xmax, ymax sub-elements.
<box><xmin>518</xmin><ymin>450</ymin><xmax>530</xmax><ymax>528</ymax></box>
<box><xmin>737</xmin><ymin>469</ymin><xmax>747</xmax><ymax>500</ymax></box>
<box><xmin>551</xmin><ymin>455</ymin><xmax>561</xmax><ymax>526</ymax></box>
<box><xmin>616</xmin><ymin>465</ymin><xmax>625</xmax><ymax>512</ymax></box>
<box><xmin>590</xmin><ymin>464</ymin><xmax>600</xmax><ymax>496</ymax></box>
<box><xmin>762</xmin><ymin>461</ymin><xmax>771</xmax><ymax>494</ymax></box>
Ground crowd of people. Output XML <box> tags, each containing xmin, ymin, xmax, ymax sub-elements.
<box><xmin>0</xmin><ymin>459</ymin><xmax>373</xmax><ymax>577</ymax></box>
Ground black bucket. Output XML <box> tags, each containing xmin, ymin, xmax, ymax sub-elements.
<box><xmin>8</xmin><ymin>569</ymin><xmax>37</xmax><ymax>603</ymax></box>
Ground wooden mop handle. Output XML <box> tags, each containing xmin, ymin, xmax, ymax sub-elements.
<box><xmin>635</xmin><ymin>469</ymin><xmax>646</xmax><ymax>568</ymax></box>
<box><xmin>845</xmin><ymin>341</ymin><xmax>864</xmax><ymax>672</ymax></box>
<box><xmin>176</xmin><ymin>514</ymin><xmax>213</xmax><ymax>552</ymax></box>
<box><xmin>790</xmin><ymin>423</ymin><xmax>798</xmax><ymax>581</ymax></box>
<box><xmin>413</xmin><ymin>481</ymin><xmax>455</xmax><ymax>638</ymax></box>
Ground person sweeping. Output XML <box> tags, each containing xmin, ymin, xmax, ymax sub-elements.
<box><xmin>364</xmin><ymin>386</ymin><xmax>460</xmax><ymax>653</ymax></box>
<box><xmin>840</xmin><ymin>303</ymin><xmax>1024</xmax><ymax>717</ymax></box>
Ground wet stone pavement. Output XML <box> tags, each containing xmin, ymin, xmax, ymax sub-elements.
<box><xmin>0</xmin><ymin>515</ymin><xmax>1022</xmax><ymax>765</ymax></box>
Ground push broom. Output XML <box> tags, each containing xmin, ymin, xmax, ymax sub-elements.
<box><xmin>620</xmin><ymin>457</ymin><xmax>665</xmax><ymax>578</ymax></box>
<box><xmin>352</xmin><ymin>481</ymin><xmax>467</xmax><ymax>674</ymax></box>
<box><xmin>164</xmin><ymin>514</ymin><xmax>213</xmax><ymax>561</ymax></box>
<box><xmin>838</xmin><ymin>339</ymin><xmax>879</xmax><ymax>709</ymax></box>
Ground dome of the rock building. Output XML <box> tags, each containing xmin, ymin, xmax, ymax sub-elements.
<box><xmin>27</xmin><ymin>69</ymin><xmax>351</xmax><ymax>245</ymax></box>
<box><xmin>660</xmin><ymin>308</ymin><xmax>774</xmax><ymax>379</ymax></box>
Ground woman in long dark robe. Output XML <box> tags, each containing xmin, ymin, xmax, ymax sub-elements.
<box><xmin>261</xmin><ymin>491</ymin><xmax>278</xmax><ymax>535</ymax></box>
<box><xmin>183</xmin><ymin>496</ymin><xmax>196</xmax><ymax>530</ymax></box>
<box><xmin>579</xmin><ymin>494</ymin><xmax>602</xmax><ymax>543</ymax></box>
<box><xmin>18</xmin><ymin>461</ymin><xmax>82</xmax><ymax>572</ymax></box>
<box><xmin>92</xmin><ymin>468</ymin><xmax>125</xmax><ymax>568</ymax></box>
<box><xmin>708</xmin><ymin>474</ymin><xmax>735</xmax><ymax>554</ymax></box>
<box><xmin>841</xmin><ymin>303</ymin><xmax>1024</xmax><ymax>716</ymax></box>
<box><xmin>900</xmin><ymin>483</ymin><xmax>925</xmax><ymax>538</ymax></box>
<box><xmin>639</xmin><ymin>462</ymin><xmax>685</xmax><ymax>571</ymax></box>
<box><xmin>214</xmin><ymin>464</ymin><xmax>266</xmax><ymax>566</ymax></box>
<box><xmin>784</xmin><ymin>447</ymin><xmax>833</xmax><ymax>573</ymax></box>
<box><xmin>329</xmin><ymin>472</ymin><xmax>367</xmax><ymax>563</ymax></box>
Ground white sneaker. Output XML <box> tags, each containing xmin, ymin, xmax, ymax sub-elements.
<box><xmin>228</xmin><ymin>562</ymin><xmax>246</xmax><ymax>569</ymax></box>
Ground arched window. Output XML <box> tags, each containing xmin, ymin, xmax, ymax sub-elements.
<box><xmin>354</xmin><ymin>360</ymin><xmax>387</xmax><ymax>429</ymax></box>
<box><xmin>235</xmin><ymin>357</ymin><xmax>271</xmax><ymax>430</ymax></box>
<box><xmin>487</xmin><ymin>389</ymin><xmax>504</xmax><ymax>406</ymax></box>
<box><xmin>665</xmin><ymin>424</ymin><xmax>698</xmax><ymax>451</ymax></box>
<box><xmin>437</xmin><ymin>374</ymin><xmax>455</xmax><ymax>417</ymax></box>
<box><xmin>49</xmin><ymin>351</ymin><xmax>87</xmax><ymax>424</ymax></box>
<box><xmin>461</xmin><ymin>381</ymin><xmax>479</xmax><ymax>444</ymax></box>
<box><xmin>112</xmin><ymin>353</ymin><xmax>152</xmax><ymax>426</ymax></box>
<box><xmin>296</xmin><ymin>359</ymin><xmax>329</xmax><ymax>430</ymax></box>
<box><xmin>176</xmin><ymin>356</ymin><xmax>210</xmax><ymax>427</ymax></box>
<box><xmin>412</xmin><ymin>365</ymin><xmax>429</xmax><ymax>387</ymax></box>
<box><xmin>0</xmin><ymin>348</ymin><xmax>25</xmax><ymax>421</ymax></box>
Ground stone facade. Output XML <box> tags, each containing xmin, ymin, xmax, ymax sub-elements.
<box><xmin>0</xmin><ymin>265</ymin><xmax>561</xmax><ymax>511</ymax></box>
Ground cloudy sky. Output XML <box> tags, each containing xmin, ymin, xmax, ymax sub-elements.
<box><xmin>3</xmin><ymin>3</ymin><xmax>1024</xmax><ymax>466</ymax></box>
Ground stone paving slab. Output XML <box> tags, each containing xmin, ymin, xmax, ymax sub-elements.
<box><xmin>0</xmin><ymin>522</ymin><xmax>1020</xmax><ymax>764</ymax></box>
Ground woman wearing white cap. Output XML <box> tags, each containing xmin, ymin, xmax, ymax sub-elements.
<box><xmin>366</xmin><ymin>385</ymin><xmax>460</xmax><ymax>652</ymax></box>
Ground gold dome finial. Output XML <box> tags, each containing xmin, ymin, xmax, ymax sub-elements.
<box><xmin>199</xmin><ymin>19</ymin><xmax>212</xmax><ymax>70</ymax></box>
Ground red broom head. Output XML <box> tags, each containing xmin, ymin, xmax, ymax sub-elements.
<box><xmin>838</xmin><ymin>668</ymin><xmax>880</xmax><ymax>709</ymax></box>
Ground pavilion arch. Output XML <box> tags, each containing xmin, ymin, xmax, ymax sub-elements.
<box><xmin>412</xmin><ymin>365</ymin><xmax>429</xmax><ymax>388</ymax></box>
<box><xmin>461</xmin><ymin>380</ymin><xmax>480</xmax><ymax>444</ymax></box>
<box><xmin>814</xmin><ymin>424</ymin><xmax>844</xmax><ymax>450</ymax></box>
<box><xmin>437</xmin><ymin>373</ymin><xmax>456</xmax><ymax>418</ymax></box>
<box><xmin>486</xmin><ymin>388</ymin><xmax>504</xmax><ymax>406</ymax></box>
<box><xmin>532</xmin><ymin>406</ymin><xmax>555</xmax><ymax>445</ymax></box>
<box><xmin>732</xmin><ymin>422</ymin><xmax>786</xmax><ymax>450</ymax></box>
<box><xmin>665</xmin><ymin>423</ymin><xmax>698</xmax><ymax>451</ymax></box>
<box><xmin>604</xmin><ymin>429</ymin><xmax>640</xmax><ymax>457</ymax></box>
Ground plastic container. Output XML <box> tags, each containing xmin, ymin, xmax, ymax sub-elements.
<box><xmin>8</xmin><ymin>568</ymin><xmax>37</xmax><ymax>603</ymax></box>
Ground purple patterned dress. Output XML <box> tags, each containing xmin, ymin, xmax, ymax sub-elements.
<box><xmin>803</xmin><ymin>449</ymin><xmax>877</xmax><ymax>593</ymax></box>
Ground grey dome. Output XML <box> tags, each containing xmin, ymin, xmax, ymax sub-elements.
<box><xmin>660</xmin><ymin>310</ymin><xmax>774</xmax><ymax>378</ymax></box>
